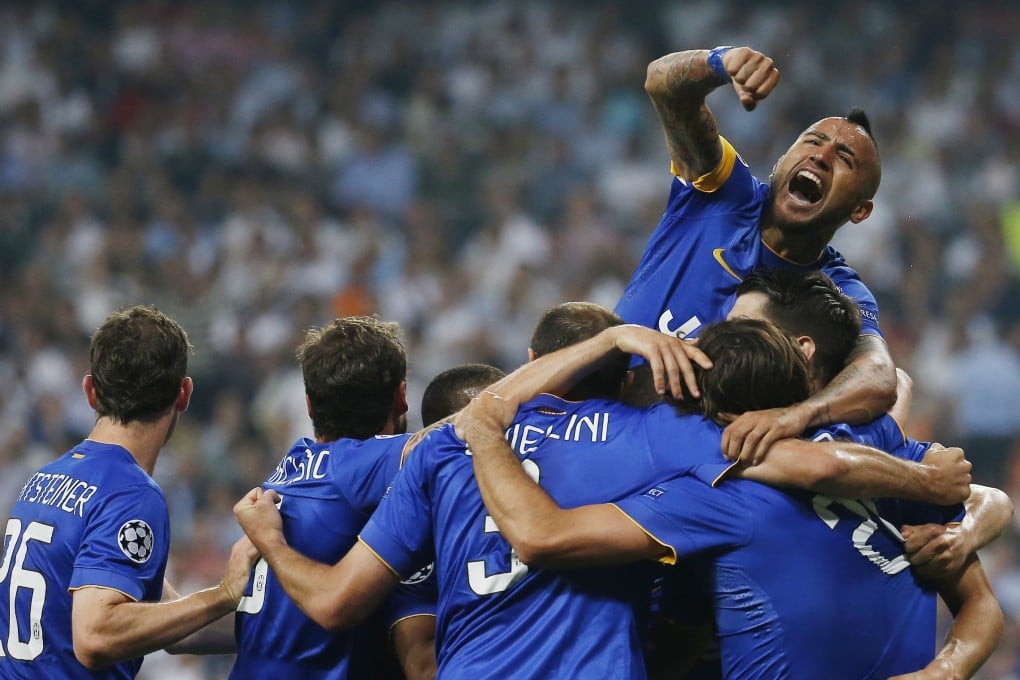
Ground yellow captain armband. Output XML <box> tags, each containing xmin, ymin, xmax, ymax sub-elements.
<box><xmin>690</xmin><ymin>137</ymin><xmax>738</xmax><ymax>193</ymax></box>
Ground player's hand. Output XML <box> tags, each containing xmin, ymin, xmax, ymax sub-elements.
<box><xmin>720</xmin><ymin>405</ymin><xmax>811</xmax><ymax>465</ymax></box>
<box><xmin>920</xmin><ymin>444</ymin><xmax>972</xmax><ymax>505</ymax></box>
<box><xmin>220</xmin><ymin>534</ymin><xmax>260</xmax><ymax>607</ymax></box>
<box><xmin>900</xmin><ymin>522</ymin><xmax>969</xmax><ymax>580</ymax></box>
<box><xmin>720</xmin><ymin>47</ymin><xmax>780</xmax><ymax>111</ymax></box>
<box><xmin>454</xmin><ymin>388</ymin><xmax>518</xmax><ymax>442</ymax></box>
<box><xmin>608</xmin><ymin>324</ymin><xmax>712</xmax><ymax>399</ymax></box>
<box><xmin>233</xmin><ymin>487</ymin><xmax>284</xmax><ymax>552</ymax></box>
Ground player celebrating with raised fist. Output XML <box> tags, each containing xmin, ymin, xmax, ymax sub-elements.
<box><xmin>615</xmin><ymin>46</ymin><xmax>898</xmax><ymax>463</ymax></box>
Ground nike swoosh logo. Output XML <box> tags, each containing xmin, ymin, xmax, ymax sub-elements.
<box><xmin>712</xmin><ymin>248</ymin><xmax>741</xmax><ymax>281</ymax></box>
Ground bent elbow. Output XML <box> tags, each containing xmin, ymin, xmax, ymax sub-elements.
<box><xmin>514</xmin><ymin>531</ymin><xmax>575</xmax><ymax>569</ymax></box>
<box><xmin>991</xmin><ymin>600</ymin><xmax>1005</xmax><ymax>639</ymax></box>
<box><xmin>996</xmin><ymin>488</ymin><xmax>1015</xmax><ymax>522</ymax></box>
<box><xmin>316</xmin><ymin>603</ymin><xmax>357</xmax><ymax>633</ymax></box>
<box><xmin>869</xmin><ymin>357</ymin><xmax>898</xmax><ymax>412</ymax></box>
<box><xmin>310</xmin><ymin>583</ymin><xmax>370</xmax><ymax>632</ymax></box>
<box><xmin>73</xmin><ymin>637</ymin><xmax>116</xmax><ymax>671</ymax></box>
<box><xmin>644</xmin><ymin>59</ymin><xmax>667</xmax><ymax>97</ymax></box>
<box><xmin>512</xmin><ymin>539</ymin><xmax>550</xmax><ymax>569</ymax></box>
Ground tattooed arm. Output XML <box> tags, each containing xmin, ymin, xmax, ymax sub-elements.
<box><xmin>645</xmin><ymin>47</ymin><xmax>779</xmax><ymax>180</ymax></box>
<box><xmin>721</xmin><ymin>334</ymin><xmax>898</xmax><ymax>463</ymax></box>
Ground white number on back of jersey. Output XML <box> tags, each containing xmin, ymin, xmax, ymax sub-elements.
<box><xmin>0</xmin><ymin>519</ymin><xmax>55</xmax><ymax>660</ymax></box>
<box><xmin>467</xmin><ymin>459</ymin><xmax>540</xmax><ymax>595</ymax></box>
<box><xmin>237</xmin><ymin>493</ymin><xmax>282</xmax><ymax>615</ymax></box>
<box><xmin>811</xmin><ymin>496</ymin><xmax>909</xmax><ymax>575</ymax></box>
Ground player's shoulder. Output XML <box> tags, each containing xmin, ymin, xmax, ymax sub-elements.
<box><xmin>331</xmin><ymin>432</ymin><xmax>412</xmax><ymax>459</ymax></box>
<box><xmin>670</xmin><ymin>138</ymin><xmax>766</xmax><ymax>207</ymax></box>
<box><xmin>404</xmin><ymin>422</ymin><xmax>466</xmax><ymax>461</ymax></box>
<box><xmin>643</xmin><ymin>406</ymin><xmax>719</xmax><ymax>438</ymax></box>
<box><xmin>808</xmin><ymin>414</ymin><xmax>904</xmax><ymax>452</ymax></box>
<box><xmin>50</xmin><ymin>440</ymin><xmax>160</xmax><ymax>491</ymax></box>
<box><xmin>818</xmin><ymin>246</ymin><xmax>864</xmax><ymax>280</ymax></box>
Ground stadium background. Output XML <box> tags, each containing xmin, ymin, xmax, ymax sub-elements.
<box><xmin>0</xmin><ymin>0</ymin><xmax>1017</xmax><ymax>676</ymax></box>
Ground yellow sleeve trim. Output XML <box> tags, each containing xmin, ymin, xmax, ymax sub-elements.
<box><xmin>711</xmin><ymin>461</ymin><xmax>741</xmax><ymax>487</ymax></box>
<box><xmin>67</xmin><ymin>584</ymin><xmax>137</xmax><ymax>601</ymax></box>
<box><xmin>357</xmin><ymin>537</ymin><xmax>402</xmax><ymax>578</ymax></box>
<box><xmin>609</xmin><ymin>504</ymin><xmax>678</xmax><ymax>566</ymax></box>
<box><xmin>670</xmin><ymin>137</ymin><xmax>736</xmax><ymax>193</ymax></box>
<box><xmin>389</xmin><ymin>612</ymin><xmax>437</xmax><ymax>632</ymax></box>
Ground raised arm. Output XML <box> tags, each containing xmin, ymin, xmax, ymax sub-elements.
<box><xmin>233</xmin><ymin>487</ymin><xmax>398</xmax><ymax>631</ymax></box>
<box><xmin>722</xmin><ymin>334</ymin><xmax>898</xmax><ymax>463</ymax></box>
<box><xmin>646</xmin><ymin>47</ymin><xmax>779</xmax><ymax>180</ymax></box>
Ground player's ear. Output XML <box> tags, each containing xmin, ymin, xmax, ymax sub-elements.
<box><xmin>849</xmin><ymin>199</ymin><xmax>873</xmax><ymax>224</ymax></box>
<box><xmin>176</xmin><ymin>377</ymin><xmax>193</xmax><ymax>412</ymax></box>
<box><xmin>305</xmin><ymin>394</ymin><xmax>313</xmax><ymax>420</ymax></box>
<box><xmin>82</xmin><ymin>375</ymin><xmax>99</xmax><ymax>409</ymax></box>
<box><xmin>527</xmin><ymin>348</ymin><xmax>537</xmax><ymax>363</ymax></box>
<box><xmin>796</xmin><ymin>336</ymin><xmax>816</xmax><ymax>364</ymax></box>
<box><xmin>394</xmin><ymin>380</ymin><xmax>409</xmax><ymax>417</ymax></box>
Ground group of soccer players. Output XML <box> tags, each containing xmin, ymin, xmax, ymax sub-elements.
<box><xmin>0</xmin><ymin>45</ymin><xmax>1011</xmax><ymax>679</ymax></box>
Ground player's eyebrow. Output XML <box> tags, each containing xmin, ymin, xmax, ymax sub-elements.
<box><xmin>805</xmin><ymin>130</ymin><xmax>856</xmax><ymax>158</ymax></box>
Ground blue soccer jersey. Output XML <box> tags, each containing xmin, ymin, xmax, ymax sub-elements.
<box><xmin>360</xmin><ymin>394</ymin><xmax>724</xmax><ymax>679</ymax></box>
<box><xmin>0</xmin><ymin>441</ymin><xmax>170</xmax><ymax>679</ymax></box>
<box><xmin>615</xmin><ymin>138</ymin><xmax>882</xmax><ymax>339</ymax></box>
<box><xmin>231</xmin><ymin>433</ymin><xmax>410</xmax><ymax>679</ymax></box>
<box><xmin>620</xmin><ymin>416</ymin><xmax>961</xmax><ymax>679</ymax></box>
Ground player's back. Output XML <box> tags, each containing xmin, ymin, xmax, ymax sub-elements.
<box><xmin>709</xmin><ymin>476</ymin><xmax>942</xmax><ymax>679</ymax></box>
<box><xmin>369</xmin><ymin>394</ymin><xmax>720</xmax><ymax>679</ymax></box>
<box><xmin>0</xmin><ymin>441</ymin><xmax>169</xmax><ymax>679</ymax></box>
<box><xmin>231</xmin><ymin>434</ymin><xmax>408</xmax><ymax>679</ymax></box>
<box><xmin>657</xmin><ymin>415</ymin><xmax>948</xmax><ymax>679</ymax></box>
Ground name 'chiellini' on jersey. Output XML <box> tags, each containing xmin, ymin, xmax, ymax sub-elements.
<box><xmin>501</xmin><ymin>411</ymin><xmax>612</xmax><ymax>456</ymax></box>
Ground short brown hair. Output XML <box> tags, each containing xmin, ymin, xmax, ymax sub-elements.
<box><xmin>298</xmin><ymin>316</ymin><xmax>406</xmax><ymax>441</ymax></box>
<box><xmin>530</xmin><ymin>302</ymin><xmax>629</xmax><ymax>398</ymax></box>
<box><xmin>89</xmin><ymin>306</ymin><xmax>191</xmax><ymax>424</ymax></box>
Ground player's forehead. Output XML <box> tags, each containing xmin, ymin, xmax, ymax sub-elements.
<box><xmin>727</xmin><ymin>291</ymin><xmax>771</xmax><ymax>321</ymax></box>
<box><xmin>798</xmin><ymin>117</ymin><xmax>876</xmax><ymax>156</ymax></box>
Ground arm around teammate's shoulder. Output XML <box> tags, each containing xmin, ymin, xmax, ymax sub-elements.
<box><xmin>734</xmin><ymin>438</ymin><xmax>971</xmax><ymax>505</ymax></box>
<box><xmin>722</xmin><ymin>334</ymin><xmax>898</xmax><ymax>463</ymax></box>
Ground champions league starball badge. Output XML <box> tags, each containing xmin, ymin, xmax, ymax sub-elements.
<box><xmin>118</xmin><ymin>519</ymin><xmax>155</xmax><ymax>564</ymax></box>
<box><xmin>402</xmin><ymin>562</ymin><xmax>434</xmax><ymax>585</ymax></box>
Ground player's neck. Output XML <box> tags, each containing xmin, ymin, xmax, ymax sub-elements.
<box><xmin>87</xmin><ymin>415</ymin><xmax>172</xmax><ymax>475</ymax></box>
<box><xmin>760</xmin><ymin>224</ymin><xmax>828</xmax><ymax>266</ymax></box>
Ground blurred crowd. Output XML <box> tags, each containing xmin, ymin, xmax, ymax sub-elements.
<box><xmin>0</xmin><ymin>0</ymin><xmax>1018</xmax><ymax>677</ymax></box>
